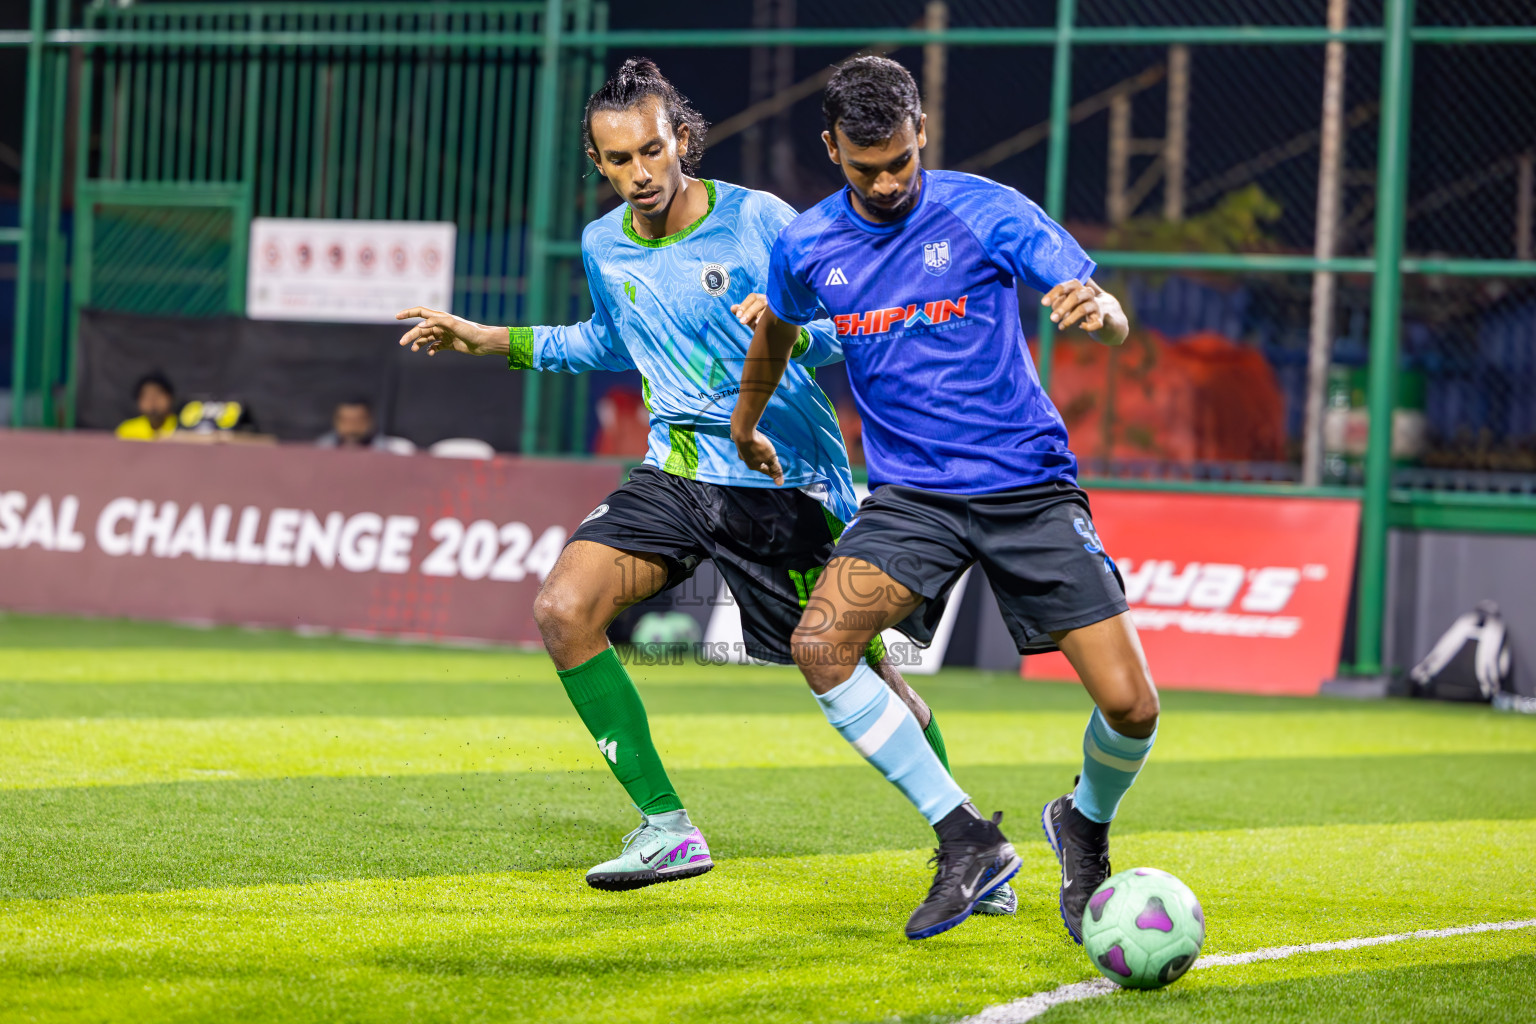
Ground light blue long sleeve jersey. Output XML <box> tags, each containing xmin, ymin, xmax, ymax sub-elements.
<box><xmin>508</xmin><ymin>179</ymin><xmax>859</xmax><ymax>524</ymax></box>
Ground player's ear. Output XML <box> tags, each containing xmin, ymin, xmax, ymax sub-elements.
<box><xmin>676</xmin><ymin>123</ymin><xmax>690</xmax><ymax>160</ymax></box>
<box><xmin>916</xmin><ymin>112</ymin><xmax>927</xmax><ymax>152</ymax></box>
<box><xmin>821</xmin><ymin>130</ymin><xmax>840</xmax><ymax>165</ymax></box>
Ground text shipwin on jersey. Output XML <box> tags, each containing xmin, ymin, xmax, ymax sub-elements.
<box><xmin>833</xmin><ymin>296</ymin><xmax>968</xmax><ymax>337</ymax></box>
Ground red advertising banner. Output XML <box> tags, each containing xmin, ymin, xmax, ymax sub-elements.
<box><xmin>0</xmin><ymin>431</ymin><xmax>621</xmax><ymax>643</ymax></box>
<box><xmin>1023</xmin><ymin>490</ymin><xmax>1361</xmax><ymax>695</ymax></box>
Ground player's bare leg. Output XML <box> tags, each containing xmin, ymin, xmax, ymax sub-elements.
<box><xmin>1041</xmin><ymin>612</ymin><xmax>1160</xmax><ymax>942</ymax></box>
<box><xmin>792</xmin><ymin>557</ymin><xmax>1019</xmax><ymax>939</ymax></box>
<box><xmin>534</xmin><ymin>540</ymin><xmax>714</xmax><ymax>890</ymax></box>
<box><xmin>533</xmin><ymin>539</ymin><xmax>669</xmax><ymax>669</ymax></box>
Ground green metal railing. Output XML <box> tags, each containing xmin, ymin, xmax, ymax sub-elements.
<box><xmin>5</xmin><ymin>0</ymin><xmax>1534</xmax><ymax>681</ymax></box>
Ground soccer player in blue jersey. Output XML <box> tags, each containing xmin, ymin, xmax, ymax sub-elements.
<box><xmin>395</xmin><ymin>59</ymin><xmax>1016</xmax><ymax>911</ymax></box>
<box><xmin>733</xmin><ymin>56</ymin><xmax>1159</xmax><ymax>942</ymax></box>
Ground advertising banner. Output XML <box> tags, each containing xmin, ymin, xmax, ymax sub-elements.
<box><xmin>247</xmin><ymin>218</ymin><xmax>456</xmax><ymax>323</ymax></box>
<box><xmin>1023</xmin><ymin>490</ymin><xmax>1361</xmax><ymax>695</ymax></box>
<box><xmin>0</xmin><ymin>432</ymin><xmax>619</xmax><ymax>644</ymax></box>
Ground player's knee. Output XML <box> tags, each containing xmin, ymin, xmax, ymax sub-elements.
<box><xmin>532</xmin><ymin>583</ymin><xmax>588</xmax><ymax>641</ymax></box>
<box><xmin>1100</xmin><ymin>680</ymin><xmax>1159</xmax><ymax>737</ymax></box>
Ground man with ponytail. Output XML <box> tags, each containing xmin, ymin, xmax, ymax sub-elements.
<box><xmin>395</xmin><ymin>58</ymin><xmax>1014</xmax><ymax>917</ymax></box>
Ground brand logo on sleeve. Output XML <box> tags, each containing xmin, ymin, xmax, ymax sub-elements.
<box><xmin>833</xmin><ymin>295</ymin><xmax>968</xmax><ymax>336</ymax></box>
<box><xmin>623</xmin><ymin>282</ymin><xmax>636</xmax><ymax>304</ymax></box>
<box><xmin>825</xmin><ymin>266</ymin><xmax>849</xmax><ymax>286</ymax></box>
<box><xmin>923</xmin><ymin>239</ymin><xmax>951</xmax><ymax>276</ymax></box>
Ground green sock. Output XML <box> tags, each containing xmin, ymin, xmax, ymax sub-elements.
<box><xmin>922</xmin><ymin>712</ymin><xmax>951</xmax><ymax>773</ymax></box>
<box><xmin>557</xmin><ymin>647</ymin><xmax>682</xmax><ymax>815</ymax></box>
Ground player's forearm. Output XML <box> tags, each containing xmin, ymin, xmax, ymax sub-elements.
<box><xmin>732</xmin><ymin>311</ymin><xmax>799</xmax><ymax>439</ymax></box>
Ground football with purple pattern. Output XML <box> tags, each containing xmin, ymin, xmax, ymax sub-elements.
<box><xmin>1081</xmin><ymin>867</ymin><xmax>1206</xmax><ymax>990</ymax></box>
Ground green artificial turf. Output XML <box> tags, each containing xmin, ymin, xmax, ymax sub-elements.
<box><xmin>0</xmin><ymin>612</ymin><xmax>1533</xmax><ymax>1023</ymax></box>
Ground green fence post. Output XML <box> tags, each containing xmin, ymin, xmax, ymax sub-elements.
<box><xmin>231</xmin><ymin>8</ymin><xmax>264</xmax><ymax>313</ymax></box>
<box><xmin>39</xmin><ymin>0</ymin><xmax>73</xmax><ymax>428</ymax></box>
<box><xmin>1354</xmin><ymin>0</ymin><xmax>1416</xmax><ymax>677</ymax></box>
<box><xmin>12</xmin><ymin>0</ymin><xmax>49</xmax><ymax>427</ymax></box>
<box><xmin>1035</xmin><ymin>0</ymin><xmax>1075</xmax><ymax>392</ymax></box>
<box><xmin>521</xmin><ymin>0</ymin><xmax>564</xmax><ymax>455</ymax></box>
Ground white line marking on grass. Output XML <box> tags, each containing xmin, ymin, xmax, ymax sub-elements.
<box><xmin>1195</xmin><ymin>918</ymin><xmax>1536</xmax><ymax>967</ymax></box>
<box><xmin>958</xmin><ymin>918</ymin><xmax>1536</xmax><ymax>1024</ymax></box>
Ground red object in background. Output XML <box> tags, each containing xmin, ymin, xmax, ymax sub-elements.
<box><xmin>1041</xmin><ymin>331</ymin><xmax>1287</xmax><ymax>466</ymax></box>
<box><xmin>0</xmin><ymin>431</ymin><xmax>620</xmax><ymax>644</ymax></box>
<box><xmin>1022</xmin><ymin>491</ymin><xmax>1361</xmax><ymax>695</ymax></box>
<box><xmin>593</xmin><ymin>386</ymin><xmax>651</xmax><ymax>457</ymax></box>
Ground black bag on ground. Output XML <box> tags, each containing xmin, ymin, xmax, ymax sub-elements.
<box><xmin>1408</xmin><ymin>600</ymin><xmax>1512</xmax><ymax>703</ymax></box>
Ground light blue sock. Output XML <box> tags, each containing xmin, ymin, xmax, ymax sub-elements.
<box><xmin>815</xmin><ymin>661</ymin><xmax>967</xmax><ymax>825</ymax></box>
<box><xmin>1073</xmin><ymin>708</ymin><xmax>1156</xmax><ymax>824</ymax></box>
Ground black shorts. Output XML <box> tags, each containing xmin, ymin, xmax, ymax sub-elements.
<box><xmin>570</xmin><ymin>466</ymin><xmax>935</xmax><ymax>664</ymax></box>
<box><xmin>833</xmin><ymin>479</ymin><xmax>1129</xmax><ymax>655</ymax></box>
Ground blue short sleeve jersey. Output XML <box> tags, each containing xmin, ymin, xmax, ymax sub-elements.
<box><xmin>765</xmin><ymin>169</ymin><xmax>1096</xmax><ymax>494</ymax></box>
<box><xmin>515</xmin><ymin>179</ymin><xmax>858</xmax><ymax>524</ymax></box>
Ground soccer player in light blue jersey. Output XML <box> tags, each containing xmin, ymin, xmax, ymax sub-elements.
<box><xmin>734</xmin><ymin>56</ymin><xmax>1159</xmax><ymax>942</ymax></box>
<box><xmin>395</xmin><ymin>59</ymin><xmax>1014</xmax><ymax>910</ymax></box>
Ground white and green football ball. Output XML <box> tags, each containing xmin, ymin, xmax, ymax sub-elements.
<box><xmin>1081</xmin><ymin>867</ymin><xmax>1205</xmax><ymax>990</ymax></box>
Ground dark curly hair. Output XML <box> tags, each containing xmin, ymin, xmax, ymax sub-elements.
<box><xmin>822</xmin><ymin>55</ymin><xmax>922</xmax><ymax>148</ymax></box>
<box><xmin>582</xmin><ymin>57</ymin><xmax>709</xmax><ymax>176</ymax></box>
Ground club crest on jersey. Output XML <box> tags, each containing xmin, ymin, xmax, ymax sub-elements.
<box><xmin>700</xmin><ymin>262</ymin><xmax>730</xmax><ymax>296</ymax></box>
<box><xmin>923</xmin><ymin>239</ymin><xmax>951</xmax><ymax>276</ymax></box>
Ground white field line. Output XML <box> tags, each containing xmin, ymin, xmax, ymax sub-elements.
<box><xmin>957</xmin><ymin>918</ymin><xmax>1536</xmax><ymax>1024</ymax></box>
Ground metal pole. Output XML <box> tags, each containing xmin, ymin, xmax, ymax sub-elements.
<box><xmin>1517</xmin><ymin>151</ymin><xmax>1533</xmax><ymax>261</ymax></box>
<box><xmin>1302</xmin><ymin>0</ymin><xmax>1350</xmax><ymax>486</ymax></box>
<box><xmin>742</xmin><ymin>0</ymin><xmax>771</xmax><ymax>187</ymax></box>
<box><xmin>12</xmin><ymin>0</ymin><xmax>48</xmax><ymax>427</ymax></box>
<box><xmin>522</xmin><ymin>0</ymin><xmax>564</xmax><ymax>455</ymax></box>
<box><xmin>1355</xmin><ymin>0</ymin><xmax>1416</xmax><ymax>678</ymax></box>
<box><xmin>923</xmin><ymin>0</ymin><xmax>947</xmax><ymax>169</ymax></box>
<box><xmin>38</xmin><ymin>12</ymin><xmax>71</xmax><ymax>428</ymax></box>
<box><xmin>1036</xmin><ymin>0</ymin><xmax>1075</xmax><ymax>392</ymax></box>
<box><xmin>1162</xmin><ymin>43</ymin><xmax>1188</xmax><ymax>222</ymax></box>
<box><xmin>1106</xmin><ymin>92</ymin><xmax>1130</xmax><ymax>225</ymax></box>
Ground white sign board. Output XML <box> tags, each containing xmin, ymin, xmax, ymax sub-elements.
<box><xmin>247</xmin><ymin>218</ymin><xmax>456</xmax><ymax>323</ymax></box>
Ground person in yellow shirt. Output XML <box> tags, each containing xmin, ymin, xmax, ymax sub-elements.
<box><xmin>115</xmin><ymin>373</ymin><xmax>179</xmax><ymax>441</ymax></box>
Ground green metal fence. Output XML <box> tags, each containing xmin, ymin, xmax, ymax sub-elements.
<box><xmin>4</xmin><ymin>0</ymin><xmax>1535</xmax><ymax>680</ymax></box>
<box><xmin>6</xmin><ymin>0</ymin><xmax>606</xmax><ymax>448</ymax></box>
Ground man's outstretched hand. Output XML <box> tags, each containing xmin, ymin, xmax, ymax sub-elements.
<box><xmin>396</xmin><ymin>307</ymin><xmax>508</xmax><ymax>356</ymax></box>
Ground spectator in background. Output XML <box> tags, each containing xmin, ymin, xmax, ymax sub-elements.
<box><xmin>315</xmin><ymin>398</ymin><xmax>415</xmax><ymax>454</ymax></box>
<box><xmin>116</xmin><ymin>372</ymin><xmax>179</xmax><ymax>441</ymax></box>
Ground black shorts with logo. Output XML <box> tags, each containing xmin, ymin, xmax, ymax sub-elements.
<box><xmin>832</xmin><ymin>479</ymin><xmax>1129</xmax><ymax>655</ymax></box>
<box><xmin>570</xmin><ymin>465</ymin><xmax>934</xmax><ymax>664</ymax></box>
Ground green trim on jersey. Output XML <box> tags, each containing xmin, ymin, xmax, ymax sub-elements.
<box><xmin>623</xmin><ymin>180</ymin><xmax>718</xmax><ymax>248</ymax></box>
<box><xmin>508</xmin><ymin>327</ymin><xmax>535</xmax><ymax>370</ymax></box>
<box><xmin>790</xmin><ymin>327</ymin><xmax>811</xmax><ymax>359</ymax></box>
<box><xmin>640</xmin><ymin>377</ymin><xmax>654</xmax><ymax>413</ymax></box>
<box><xmin>663</xmin><ymin>424</ymin><xmax>699</xmax><ymax>478</ymax></box>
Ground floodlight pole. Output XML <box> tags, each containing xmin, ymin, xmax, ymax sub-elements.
<box><xmin>1302</xmin><ymin>0</ymin><xmax>1350</xmax><ymax>486</ymax></box>
<box><xmin>1036</xmin><ymin>0</ymin><xmax>1076</xmax><ymax>392</ymax></box>
<box><xmin>923</xmin><ymin>1</ymin><xmax>947</xmax><ymax>169</ymax></box>
<box><xmin>1354</xmin><ymin>0</ymin><xmax>1416</xmax><ymax>677</ymax></box>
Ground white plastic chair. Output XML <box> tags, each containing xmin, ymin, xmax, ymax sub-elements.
<box><xmin>428</xmin><ymin>437</ymin><xmax>496</xmax><ymax>460</ymax></box>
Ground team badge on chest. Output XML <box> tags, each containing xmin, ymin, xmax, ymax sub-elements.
<box><xmin>923</xmin><ymin>239</ymin><xmax>951</xmax><ymax>276</ymax></box>
<box><xmin>700</xmin><ymin>262</ymin><xmax>730</xmax><ymax>296</ymax></box>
